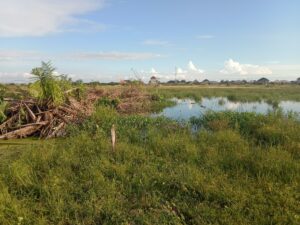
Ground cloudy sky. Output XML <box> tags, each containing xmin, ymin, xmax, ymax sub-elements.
<box><xmin>0</xmin><ymin>0</ymin><xmax>299</xmax><ymax>83</ymax></box>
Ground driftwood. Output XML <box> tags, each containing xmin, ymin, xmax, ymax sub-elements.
<box><xmin>24</xmin><ymin>103</ymin><xmax>37</xmax><ymax>121</ymax></box>
<box><xmin>0</xmin><ymin>88</ymin><xmax>103</xmax><ymax>140</ymax></box>
<box><xmin>0</xmin><ymin>124</ymin><xmax>44</xmax><ymax>140</ymax></box>
<box><xmin>0</xmin><ymin>96</ymin><xmax>92</xmax><ymax>140</ymax></box>
<box><xmin>46</xmin><ymin>122</ymin><xmax>65</xmax><ymax>139</ymax></box>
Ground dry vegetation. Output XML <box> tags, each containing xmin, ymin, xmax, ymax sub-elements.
<box><xmin>0</xmin><ymin>63</ymin><xmax>170</xmax><ymax>140</ymax></box>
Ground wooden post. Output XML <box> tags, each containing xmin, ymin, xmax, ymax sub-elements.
<box><xmin>111</xmin><ymin>124</ymin><xmax>116</xmax><ymax>152</ymax></box>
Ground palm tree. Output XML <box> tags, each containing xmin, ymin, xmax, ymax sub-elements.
<box><xmin>31</xmin><ymin>61</ymin><xmax>64</xmax><ymax>105</ymax></box>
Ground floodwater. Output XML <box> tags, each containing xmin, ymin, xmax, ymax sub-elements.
<box><xmin>153</xmin><ymin>98</ymin><xmax>300</xmax><ymax>120</ymax></box>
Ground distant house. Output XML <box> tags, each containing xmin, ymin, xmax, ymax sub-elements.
<box><xmin>201</xmin><ymin>79</ymin><xmax>210</xmax><ymax>85</ymax></box>
<box><xmin>193</xmin><ymin>79</ymin><xmax>200</xmax><ymax>84</ymax></box>
<box><xmin>149</xmin><ymin>76</ymin><xmax>159</xmax><ymax>85</ymax></box>
<box><xmin>256</xmin><ymin>78</ymin><xmax>270</xmax><ymax>85</ymax></box>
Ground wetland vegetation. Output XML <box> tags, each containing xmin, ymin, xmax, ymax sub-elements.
<box><xmin>0</xmin><ymin>83</ymin><xmax>299</xmax><ymax>224</ymax></box>
<box><xmin>153</xmin><ymin>85</ymin><xmax>300</xmax><ymax>103</ymax></box>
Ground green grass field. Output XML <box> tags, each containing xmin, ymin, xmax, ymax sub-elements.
<box><xmin>151</xmin><ymin>85</ymin><xmax>300</xmax><ymax>102</ymax></box>
<box><xmin>0</xmin><ymin>86</ymin><xmax>299</xmax><ymax>224</ymax></box>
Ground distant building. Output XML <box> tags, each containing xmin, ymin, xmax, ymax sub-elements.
<box><xmin>200</xmin><ymin>79</ymin><xmax>218</xmax><ymax>85</ymax></box>
<box><xmin>193</xmin><ymin>79</ymin><xmax>200</xmax><ymax>84</ymax></box>
<box><xmin>297</xmin><ymin>78</ymin><xmax>300</xmax><ymax>84</ymax></box>
<box><xmin>149</xmin><ymin>76</ymin><xmax>159</xmax><ymax>85</ymax></box>
<box><xmin>256</xmin><ymin>78</ymin><xmax>270</xmax><ymax>85</ymax></box>
<box><xmin>201</xmin><ymin>79</ymin><xmax>210</xmax><ymax>85</ymax></box>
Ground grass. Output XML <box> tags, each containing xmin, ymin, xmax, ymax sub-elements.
<box><xmin>152</xmin><ymin>85</ymin><xmax>300</xmax><ymax>102</ymax></box>
<box><xmin>0</xmin><ymin>104</ymin><xmax>299</xmax><ymax>224</ymax></box>
<box><xmin>0</xmin><ymin>139</ymin><xmax>38</xmax><ymax>163</ymax></box>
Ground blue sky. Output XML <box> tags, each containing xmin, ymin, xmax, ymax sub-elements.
<box><xmin>0</xmin><ymin>0</ymin><xmax>299</xmax><ymax>82</ymax></box>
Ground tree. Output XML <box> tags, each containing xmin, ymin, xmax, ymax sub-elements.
<box><xmin>30</xmin><ymin>61</ymin><xmax>65</xmax><ymax>105</ymax></box>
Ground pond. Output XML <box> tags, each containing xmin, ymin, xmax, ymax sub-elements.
<box><xmin>153</xmin><ymin>98</ymin><xmax>300</xmax><ymax>121</ymax></box>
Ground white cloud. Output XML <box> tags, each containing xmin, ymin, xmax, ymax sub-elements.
<box><xmin>188</xmin><ymin>61</ymin><xmax>204</xmax><ymax>74</ymax></box>
<box><xmin>176</xmin><ymin>67</ymin><xmax>187</xmax><ymax>75</ymax></box>
<box><xmin>70</xmin><ymin>51</ymin><xmax>163</xmax><ymax>60</ymax></box>
<box><xmin>143</xmin><ymin>39</ymin><xmax>169</xmax><ymax>46</ymax></box>
<box><xmin>220</xmin><ymin>59</ymin><xmax>272</xmax><ymax>76</ymax></box>
<box><xmin>0</xmin><ymin>50</ymin><xmax>41</xmax><ymax>61</ymax></box>
<box><xmin>0</xmin><ymin>72</ymin><xmax>32</xmax><ymax>83</ymax></box>
<box><xmin>197</xmin><ymin>35</ymin><xmax>215</xmax><ymax>39</ymax></box>
<box><xmin>150</xmin><ymin>68</ymin><xmax>159</xmax><ymax>75</ymax></box>
<box><xmin>0</xmin><ymin>0</ymin><xmax>105</xmax><ymax>37</ymax></box>
<box><xmin>174</xmin><ymin>61</ymin><xmax>204</xmax><ymax>80</ymax></box>
<box><xmin>174</xmin><ymin>67</ymin><xmax>187</xmax><ymax>80</ymax></box>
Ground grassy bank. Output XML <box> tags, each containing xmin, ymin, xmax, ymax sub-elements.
<box><xmin>151</xmin><ymin>85</ymin><xmax>300</xmax><ymax>102</ymax></box>
<box><xmin>0</xmin><ymin>106</ymin><xmax>299</xmax><ymax>224</ymax></box>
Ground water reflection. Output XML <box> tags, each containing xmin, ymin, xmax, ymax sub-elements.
<box><xmin>153</xmin><ymin>98</ymin><xmax>300</xmax><ymax>120</ymax></box>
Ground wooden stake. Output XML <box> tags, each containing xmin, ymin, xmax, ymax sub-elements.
<box><xmin>111</xmin><ymin>124</ymin><xmax>116</xmax><ymax>152</ymax></box>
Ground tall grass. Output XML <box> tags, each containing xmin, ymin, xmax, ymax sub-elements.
<box><xmin>0</xmin><ymin>107</ymin><xmax>299</xmax><ymax>224</ymax></box>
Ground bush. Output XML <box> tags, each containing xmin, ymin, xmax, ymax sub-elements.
<box><xmin>96</xmin><ymin>97</ymin><xmax>120</xmax><ymax>109</ymax></box>
<box><xmin>191</xmin><ymin>111</ymin><xmax>300</xmax><ymax>147</ymax></box>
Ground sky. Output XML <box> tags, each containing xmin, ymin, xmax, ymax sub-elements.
<box><xmin>0</xmin><ymin>0</ymin><xmax>299</xmax><ymax>83</ymax></box>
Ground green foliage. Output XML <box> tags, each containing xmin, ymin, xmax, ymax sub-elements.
<box><xmin>30</xmin><ymin>61</ymin><xmax>71</xmax><ymax>105</ymax></box>
<box><xmin>72</xmin><ymin>81</ymin><xmax>87</xmax><ymax>101</ymax></box>
<box><xmin>0</xmin><ymin>84</ymin><xmax>6</xmax><ymax>103</ymax></box>
<box><xmin>153</xmin><ymin>85</ymin><xmax>300</xmax><ymax>102</ymax></box>
<box><xmin>1</xmin><ymin>83</ymin><xmax>300</xmax><ymax>224</ymax></box>
<box><xmin>96</xmin><ymin>97</ymin><xmax>120</xmax><ymax>109</ymax></box>
<box><xmin>149</xmin><ymin>94</ymin><xmax>176</xmax><ymax>113</ymax></box>
<box><xmin>0</xmin><ymin>108</ymin><xmax>299</xmax><ymax>224</ymax></box>
<box><xmin>0</xmin><ymin>85</ymin><xmax>7</xmax><ymax>123</ymax></box>
<box><xmin>0</xmin><ymin>102</ymin><xmax>7</xmax><ymax>123</ymax></box>
<box><xmin>191</xmin><ymin>111</ymin><xmax>300</xmax><ymax>151</ymax></box>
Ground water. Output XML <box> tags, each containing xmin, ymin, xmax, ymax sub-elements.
<box><xmin>153</xmin><ymin>98</ymin><xmax>300</xmax><ymax>121</ymax></box>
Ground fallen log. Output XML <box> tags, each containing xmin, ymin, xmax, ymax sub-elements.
<box><xmin>18</xmin><ymin>121</ymin><xmax>49</xmax><ymax>128</ymax></box>
<box><xmin>46</xmin><ymin>122</ymin><xmax>65</xmax><ymax>139</ymax></box>
<box><xmin>0</xmin><ymin>124</ymin><xmax>44</xmax><ymax>140</ymax></box>
<box><xmin>0</xmin><ymin>114</ymin><xmax>19</xmax><ymax>131</ymax></box>
<box><xmin>24</xmin><ymin>103</ymin><xmax>37</xmax><ymax>122</ymax></box>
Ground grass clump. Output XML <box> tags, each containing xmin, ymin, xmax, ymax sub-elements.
<box><xmin>0</xmin><ymin>107</ymin><xmax>299</xmax><ymax>224</ymax></box>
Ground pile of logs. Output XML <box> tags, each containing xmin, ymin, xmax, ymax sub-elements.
<box><xmin>0</xmin><ymin>97</ymin><xmax>91</xmax><ymax>140</ymax></box>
